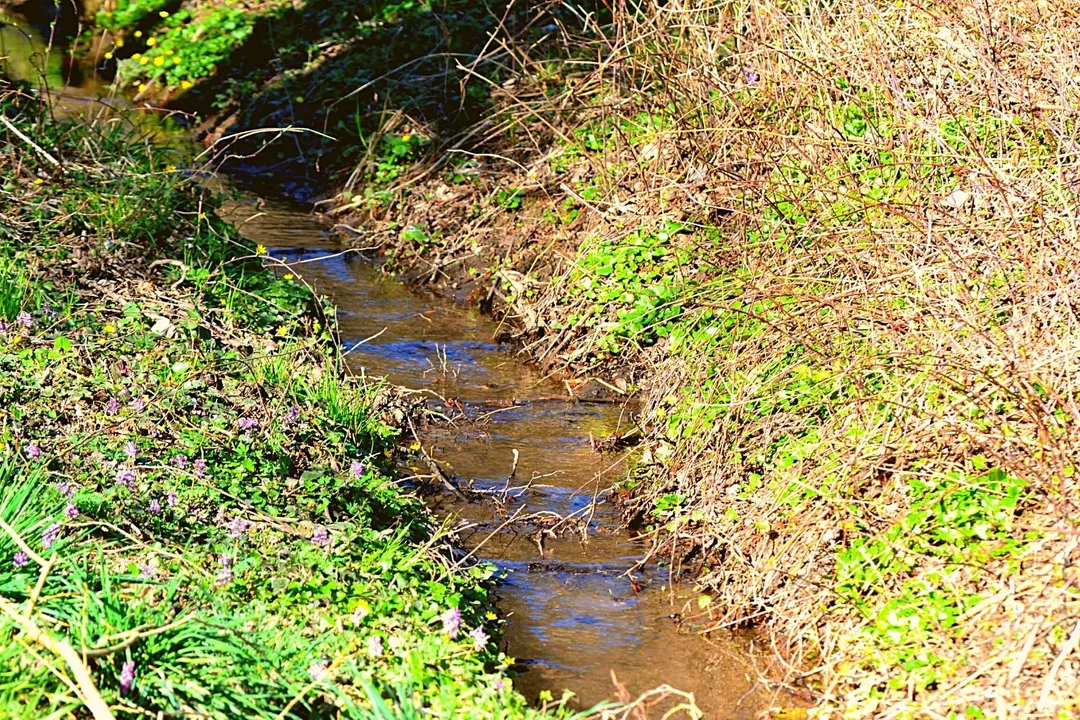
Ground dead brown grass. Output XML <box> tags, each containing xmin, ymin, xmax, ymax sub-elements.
<box><xmin>329</xmin><ymin>0</ymin><xmax>1080</xmax><ymax>716</ymax></box>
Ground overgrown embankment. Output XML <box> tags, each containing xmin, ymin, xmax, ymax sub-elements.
<box><xmin>0</xmin><ymin>78</ymin><xmax>593</xmax><ymax>718</ymax></box>
<box><xmin>84</xmin><ymin>0</ymin><xmax>1080</xmax><ymax>716</ymax></box>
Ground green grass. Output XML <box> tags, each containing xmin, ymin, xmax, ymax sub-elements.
<box><xmin>0</xmin><ymin>78</ymin><xmax>589</xmax><ymax>719</ymax></box>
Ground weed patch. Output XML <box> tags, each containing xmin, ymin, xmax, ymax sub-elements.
<box><xmin>0</xmin><ymin>80</ymin><xmax>585</xmax><ymax>718</ymax></box>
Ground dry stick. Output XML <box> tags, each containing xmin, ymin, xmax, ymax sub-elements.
<box><xmin>449</xmin><ymin>504</ymin><xmax>528</xmax><ymax>572</ymax></box>
<box><xmin>0</xmin><ymin>517</ymin><xmax>46</xmax><ymax>567</ymax></box>
<box><xmin>405</xmin><ymin>416</ymin><xmax>470</xmax><ymax>503</ymax></box>
<box><xmin>1037</xmin><ymin>618</ymin><xmax>1080</xmax><ymax>711</ymax></box>
<box><xmin>0</xmin><ymin>114</ymin><xmax>61</xmax><ymax>167</ymax></box>
<box><xmin>27</xmin><ymin>557</ymin><xmax>56</xmax><ymax>615</ymax></box>
<box><xmin>0</xmin><ymin>597</ymin><xmax>116</xmax><ymax>720</ymax></box>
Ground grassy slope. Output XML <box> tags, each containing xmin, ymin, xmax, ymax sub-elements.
<box><xmin>0</xmin><ymin>79</ymin><xmax>580</xmax><ymax>718</ymax></box>
<box><xmin>84</xmin><ymin>0</ymin><xmax>1080</xmax><ymax>717</ymax></box>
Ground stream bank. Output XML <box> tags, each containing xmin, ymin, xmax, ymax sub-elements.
<box><xmin>21</xmin><ymin>1</ymin><xmax>1080</xmax><ymax>717</ymax></box>
<box><xmin>0</xmin><ymin>73</ymin><xmax>543</xmax><ymax>718</ymax></box>
<box><xmin>1</xmin><ymin>10</ymin><xmax>776</xmax><ymax>719</ymax></box>
<box><xmin>79</xmin><ymin>3</ymin><xmax>1080</xmax><ymax>719</ymax></box>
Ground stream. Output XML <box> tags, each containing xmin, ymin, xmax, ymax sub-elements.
<box><xmin>2</xmin><ymin>12</ymin><xmax>764</xmax><ymax>716</ymax></box>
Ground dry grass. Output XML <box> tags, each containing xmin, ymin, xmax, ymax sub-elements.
<box><xmin>327</xmin><ymin>0</ymin><xmax>1080</xmax><ymax>716</ymax></box>
<box><xmin>552</xmin><ymin>1</ymin><xmax>1080</xmax><ymax>716</ymax></box>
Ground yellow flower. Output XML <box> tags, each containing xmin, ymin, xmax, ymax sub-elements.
<box><xmin>104</xmin><ymin>323</ymin><xmax>117</xmax><ymax>334</ymax></box>
<box><xmin>180</xmin><ymin>80</ymin><xmax>194</xmax><ymax>90</ymax></box>
<box><xmin>283</xmin><ymin>273</ymin><xmax>294</xmax><ymax>281</ymax></box>
<box><xmin>146</xmin><ymin>37</ymin><xmax>157</xmax><ymax>46</ymax></box>
<box><xmin>115</xmin><ymin>37</ymin><xmax>124</xmax><ymax>48</ymax></box>
<box><xmin>275</xmin><ymin>326</ymin><xmax>288</xmax><ymax>337</ymax></box>
<box><xmin>134</xmin><ymin>30</ymin><xmax>142</xmax><ymax>38</ymax></box>
<box><xmin>294</xmin><ymin>96</ymin><xmax>304</xmax><ymax>104</ymax></box>
<box><xmin>401</xmin><ymin>133</ymin><xmax>412</xmax><ymax>142</ymax></box>
<box><xmin>104</xmin><ymin>51</ymin><xmax>113</xmax><ymax>60</ymax></box>
<box><xmin>139</xmin><ymin>56</ymin><xmax>149</xmax><ymax>65</ymax></box>
<box><xmin>153</xmin><ymin>57</ymin><xmax>165</xmax><ymax>67</ymax></box>
<box><xmin>159</xmin><ymin>10</ymin><xmax>169</xmax><ymax>17</ymax></box>
<box><xmin>312</xmin><ymin>321</ymin><xmax>321</xmax><ymax>332</ymax></box>
<box><xmin>172</xmin><ymin>57</ymin><xmax>181</xmax><ymax>65</ymax></box>
<box><xmin>255</xmin><ymin>244</ymin><xmax>267</xmax><ymax>255</ymax></box>
<box><xmin>485</xmin><ymin>611</ymin><xmax>497</xmax><ymax>621</ymax></box>
<box><xmin>165</xmin><ymin>164</ymin><xmax>177</xmax><ymax>173</ymax></box>
<box><xmin>32</xmin><ymin>178</ymin><xmax>43</xmax><ymax>185</ymax></box>
<box><xmin>137</xmin><ymin>83</ymin><xmax>147</xmax><ymax>92</ymax></box>
<box><xmin>131</xmin><ymin>53</ymin><xmax>142</xmax><ymax>60</ymax></box>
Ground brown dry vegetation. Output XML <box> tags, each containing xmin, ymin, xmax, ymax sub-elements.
<box><xmin>323</xmin><ymin>1</ymin><xmax>1080</xmax><ymax>716</ymax></box>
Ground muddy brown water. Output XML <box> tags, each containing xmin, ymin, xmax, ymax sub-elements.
<box><xmin>221</xmin><ymin>197</ymin><xmax>764</xmax><ymax>716</ymax></box>
<box><xmin>2</xmin><ymin>11</ymin><xmax>767</xmax><ymax>715</ymax></box>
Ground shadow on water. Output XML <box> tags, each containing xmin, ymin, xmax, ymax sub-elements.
<box><xmin>0</xmin><ymin>10</ymin><xmax>777</xmax><ymax>718</ymax></box>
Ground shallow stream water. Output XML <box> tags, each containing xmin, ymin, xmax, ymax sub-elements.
<box><xmin>2</xmin><ymin>11</ymin><xmax>767</xmax><ymax>715</ymax></box>
<box><xmin>220</xmin><ymin>196</ymin><xmax>763</xmax><ymax>717</ymax></box>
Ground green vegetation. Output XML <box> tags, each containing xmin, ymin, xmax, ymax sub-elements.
<box><xmin>0</xmin><ymin>78</ymin><xmax>586</xmax><ymax>718</ymax></box>
<box><xmin>50</xmin><ymin>0</ymin><xmax>1080</xmax><ymax>716</ymax></box>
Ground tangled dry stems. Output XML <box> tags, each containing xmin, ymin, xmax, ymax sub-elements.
<box><xmin>350</xmin><ymin>0</ymin><xmax>1080</xmax><ymax>716</ymax></box>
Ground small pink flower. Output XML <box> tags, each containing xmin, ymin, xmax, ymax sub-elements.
<box><xmin>440</xmin><ymin>607</ymin><xmax>461</xmax><ymax>639</ymax></box>
<box><xmin>24</xmin><ymin>443</ymin><xmax>40</xmax><ymax>459</ymax></box>
<box><xmin>469</xmin><ymin>626</ymin><xmax>489</xmax><ymax>652</ymax></box>
<box><xmin>119</xmin><ymin>660</ymin><xmax>135</xmax><ymax>694</ymax></box>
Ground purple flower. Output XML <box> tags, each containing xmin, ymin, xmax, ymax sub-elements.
<box><xmin>307</xmin><ymin>659</ymin><xmax>329</xmax><ymax>682</ymax></box>
<box><xmin>13</xmin><ymin>551</ymin><xmax>28</xmax><ymax>568</ymax></box>
<box><xmin>139</xmin><ymin>562</ymin><xmax>155</xmax><ymax>579</ymax></box>
<box><xmin>171</xmin><ymin>454</ymin><xmax>188</xmax><ymax>469</ymax></box>
<box><xmin>15</xmin><ymin>311</ymin><xmax>32</xmax><ymax>328</ymax></box>
<box><xmin>55</xmin><ymin>482</ymin><xmax>77</xmax><ymax>499</ymax></box>
<box><xmin>166</xmin><ymin>490</ymin><xmax>178</xmax><ymax>507</ymax></box>
<box><xmin>149</xmin><ymin>499</ymin><xmax>161</xmax><ymax>515</ymax></box>
<box><xmin>440</xmin><ymin>607</ymin><xmax>461</xmax><ymax>639</ymax></box>
<box><xmin>366</xmin><ymin>635</ymin><xmax>383</xmax><ymax>657</ymax></box>
<box><xmin>238</xmin><ymin>417</ymin><xmax>259</xmax><ymax>432</ymax></box>
<box><xmin>215</xmin><ymin>555</ymin><xmax>233</xmax><ymax>586</ymax></box>
<box><xmin>24</xmin><ymin>443</ymin><xmax>40</xmax><ymax>459</ymax></box>
<box><xmin>745</xmin><ymin>69</ymin><xmax>760</xmax><ymax>85</ymax></box>
<box><xmin>226</xmin><ymin>516</ymin><xmax>249</xmax><ymax>539</ymax></box>
<box><xmin>124</xmin><ymin>441</ymin><xmax>138</xmax><ymax>460</ymax></box>
<box><xmin>42</xmin><ymin>523</ymin><xmax>60</xmax><ymax>549</ymax></box>
<box><xmin>350</xmin><ymin>461</ymin><xmax>365</xmax><ymax>480</ymax></box>
<box><xmin>469</xmin><ymin>626</ymin><xmax>489</xmax><ymax>652</ymax></box>
<box><xmin>104</xmin><ymin>397</ymin><xmax>120</xmax><ymax>415</ymax></box>
<box><xmin>116</xmin><ymin>468</ymin><xmax>137</xmax><ymax>490</ymax></box>
<box><xmin>129</xmin><ymin>398</ymin><xmax>146</xmax><ymax>412</ymax></box>
<box><xmin>0</xmin><ymin>322</ymin><xmax>7</xmax><ymax>334</ymax></box>
<box><xmin>311</xmin><ymin>527</ymin><xmax>329</xmax><ymax>545</ymax></box>
<box><xmin>283</xmin><ymin>405</ymin><xmax>300</xmax><ymax>424</ymax></box>
<box><xmin>119</xmin><ymin>660</ymin><xmax>135</xmax><ymax>694</ymax></box>
<box><xmin>65</xmin><ymin>503</ymin><xmax>79</xmax><ymax>519</ymax></box>
<box><xmin>193</xmin><ymin>459</ymin><xmax>207</xmax><ymax>477</ymax></box>
<box><xmin>42</xmin><ymin>304</ymin><xmax>58</xmax><ymax>320</ymax></box>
